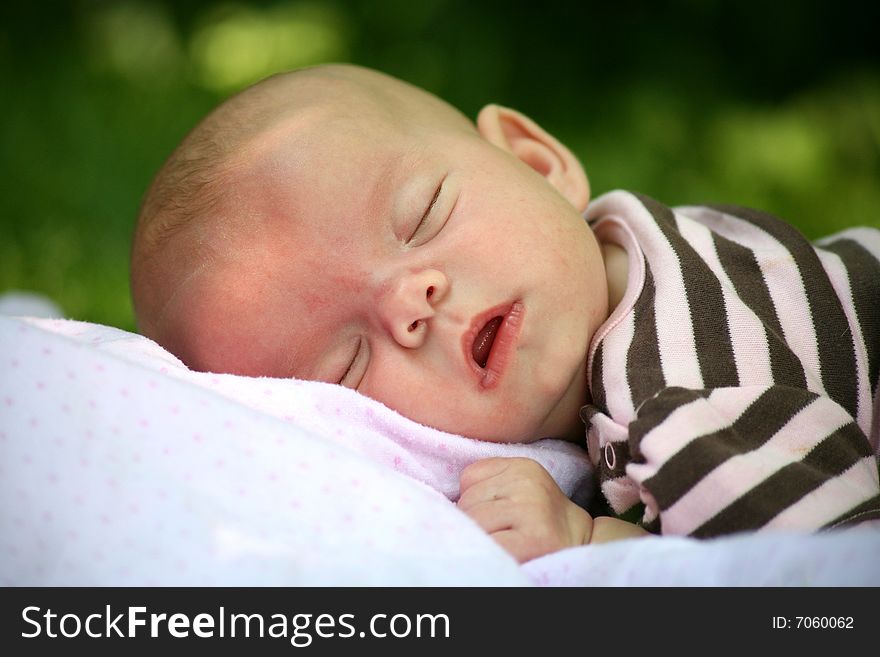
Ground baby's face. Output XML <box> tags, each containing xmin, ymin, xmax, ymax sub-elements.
<box><xmin>163</xmin><ymin>102</ymin><xmax>608</xmax><ymax>443</ymax></box>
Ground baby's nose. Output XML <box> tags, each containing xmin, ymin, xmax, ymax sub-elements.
<box><xmin>379</xmin><ymin>268</ymin><xmax>448</xmax><ymax>348</ymax></box>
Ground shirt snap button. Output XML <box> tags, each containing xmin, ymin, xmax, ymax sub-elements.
<box><xmin>604</xmin><ymin>442</ymin><xmax>616</xmax><ymax>470</ymax></box>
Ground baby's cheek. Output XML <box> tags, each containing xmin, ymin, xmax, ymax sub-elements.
<box><xmin>300</xmin><ymin>266</ymin><xmax>364</xmax><ymax>314</ymax></box>
<box><xmin>459</xmin><ymin>398</ymin><xmax>535</xmax><ymax>444</ymax></box>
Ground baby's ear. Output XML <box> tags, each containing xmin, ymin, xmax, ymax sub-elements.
<box><xmin>476</xmin><ymin>104</ymin><xmax>589</xmax><ymax>211</ymax></box>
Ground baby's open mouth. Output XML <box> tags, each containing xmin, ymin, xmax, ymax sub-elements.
<box><xmin>471</xmin><ymin>316</ymin><xmax>503</xmax><ymax>368</ymax></box>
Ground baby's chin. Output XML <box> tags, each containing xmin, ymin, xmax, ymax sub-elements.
<box><xmin>441</xmin><ymin>417</ymin><xmax>555</xmax><ymax>445</ymax></box>
<box><xmin>424</xmin><ymin>388</ymin><xmax>585</xmax><ymax>445</ymax></box>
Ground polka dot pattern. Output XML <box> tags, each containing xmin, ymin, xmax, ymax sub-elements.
<box><xmin>0</xmin><ymin>315</ymin><xmax>593</xmax><ymax>585</ymax></box>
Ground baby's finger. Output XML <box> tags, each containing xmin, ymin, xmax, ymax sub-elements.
<box><xmin>487</xmin><ymin>529</ymin><xmax>546</xmax><ymax>564</ymax></box>
<box><xmin>460</xmin><ymin>497</ymin><xmax>515</xmax><ymax>534</ymax></box>
<box><xmin>457</xmin><ymin>470</ymin><xmax>526</xmax><ymax>512</ymax></box>
<box><xmin>459</xmin><ymin>457</ymin><xmax>514</xmax><ymax>492</ymax></box>
<box><xmin>457</xmin><ymin>479</ymin><xmax>499</xmax><ymax>512</ymax></box>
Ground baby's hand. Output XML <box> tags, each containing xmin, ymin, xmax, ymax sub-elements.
<box><xmin>457</xmin><ymin>457</ymin><xmax>593</xmax><ymax>563</ymax></box>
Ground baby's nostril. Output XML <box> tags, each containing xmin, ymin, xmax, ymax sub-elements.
<box><xmin>408</xmin><ymin>320</ymin><xmax>419</xmax><ymax>332</ymax></box>
<box><xmin>426</xmin><ymin>286</ymin><xmax>434</xmax><ymax>299</ymax></box>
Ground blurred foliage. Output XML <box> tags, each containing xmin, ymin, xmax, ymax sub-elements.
<box><xmin>1</xmin><ymin>0</ymin><xmax>878</xmax><ymax>331</ymax></box>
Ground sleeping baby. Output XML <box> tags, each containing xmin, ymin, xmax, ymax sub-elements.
<box><xmin>131</xmin><ymin>64</ymin><xmax>880</xmax><ymax>562</ymax></box>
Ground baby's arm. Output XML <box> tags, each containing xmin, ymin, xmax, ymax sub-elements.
<box><xmin>620</xmin><ymin>385</ymin><xmax>880</xmax><ymax>536</ymax></box>
<box><xmin>457</xmin><ymin>457</ymin><xmax>646</xmax><ymax>563</ymax></box>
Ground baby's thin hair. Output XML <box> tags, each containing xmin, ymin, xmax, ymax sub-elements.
<box><xmin>136</xmin><ymin>133</ymin><xmax>224</xmax><ymax>255</ymax></box>
<box><xmin>130</xmin><ymin>123</ymin><xmax>228</xmax><ymax>333</ymax></box>
<box><xmin>132</xmin><ymin>82</ymin><xmax>268</xmax><ymax>259</ymax></box>
<box><xmin>130</xmin><ymin>76</ymin><xmax>286</xmax><ymax>330</ymax></box>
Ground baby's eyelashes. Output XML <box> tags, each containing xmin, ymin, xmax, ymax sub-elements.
<box><xmin>406</xmin><ymin>175</ymin><xmax>449</xmax><ymax>247</ymax></box>
<box><xmin>337</xmin><ymin>337</ymin><xmax>368</xmax><ymax>390</ymax></box>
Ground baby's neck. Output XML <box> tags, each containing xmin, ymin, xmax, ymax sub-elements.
<box><xmin>601</xmin><ymin>243</ymin><xmax>629</xmax><ymax>312</ymax></box>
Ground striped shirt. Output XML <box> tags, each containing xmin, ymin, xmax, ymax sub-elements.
<box><xmin>581</xmin><ymin>190</ymin><xmax>880</xmax><ymax>537</ymax></box>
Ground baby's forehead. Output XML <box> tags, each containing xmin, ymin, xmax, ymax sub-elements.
<box><xmin>200</xmin><ymin>72</ymin><xmax>476</xmax><ymax>256</ymax></box>
<box><xmin>230</xmin><ymin>113</ymin><xmax>421</xmax><ymax>219</ymax></box>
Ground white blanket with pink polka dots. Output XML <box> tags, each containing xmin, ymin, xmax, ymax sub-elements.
<box><xmin>2</xmin><ymin>311</ymin><xmax>879</xmax><ymax>585</ymax></box>
<box><xmin>0</xmin><ymin>313</ymin><xmax>589</xmax><ymax>585</ymax></box>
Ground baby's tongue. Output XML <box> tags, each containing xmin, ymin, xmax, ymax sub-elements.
<box><xmin>472</xmin><ymin>316</ymin><xmax>503</xmax><ymax>368</ymax></box>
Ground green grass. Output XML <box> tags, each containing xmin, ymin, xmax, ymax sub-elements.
<box><xmin>2</xmin><ymin>1</ymin><xmax>877</xmax><ymax>331</ymax></box>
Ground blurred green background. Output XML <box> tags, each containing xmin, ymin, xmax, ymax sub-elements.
<box><xmin>2</xmin><ymin>0</ymin><xmax>878</xmax><ymax>332</ymax></box>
